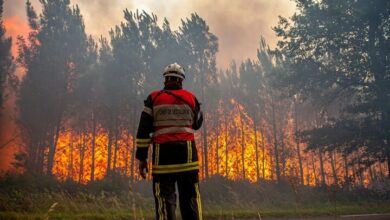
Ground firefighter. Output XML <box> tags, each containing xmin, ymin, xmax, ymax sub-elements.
<box><xmin>135</xmin><ymin>63</ymin><xmax>203</xmax><ymax>220</ymax></box>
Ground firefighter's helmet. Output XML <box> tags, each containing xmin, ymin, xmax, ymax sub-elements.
<box><xmin>163</xmin><ymin>63</ymin><xmax>185</xmax><ymax>80</ymax></box>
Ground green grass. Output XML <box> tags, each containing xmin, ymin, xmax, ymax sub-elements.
<box><xmin>203</xmin><ymin>202</ymin><xmax>390</xmax><ymax>219</ymax></box>
<box><xmin>1</xmin><ymin>174</ymin><xmax>389</xmax><ymax>219</ymax></box>
<box><xmin>1</xmin><ymin>201</ymin><xmax>390</xmax><ymax>219</ymax></box>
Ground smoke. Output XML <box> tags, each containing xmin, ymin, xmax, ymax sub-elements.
<box><xmin>192</xmin><ymin>0</ymin><xmax>296</xmax><ymax>68</ymax></box>
<box><xmin>71</xmin><ymin>0</ymin><xmax>134</xmax><ymax>38</ymax></box>
<box><xmin>3</xmin><ymin>0</ymin><xmax>296</xmax><ymax>68</ymax></box>
<box><xmin>0</xmin><ymin>0</ymin><xmax>296</xmax><ymax>171</ymax></box>
<box><xmin>71</xmin><ymin>0</ymin><xmax>296</xmax><ymax>68</ymax></box>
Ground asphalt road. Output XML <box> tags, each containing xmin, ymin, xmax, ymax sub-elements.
<box><xmin>236</xmin><ymin>213</ymin><xmax>390</xmax><ymax>220</ymax></box>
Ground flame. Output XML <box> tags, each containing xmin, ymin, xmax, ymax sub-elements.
<box><xmin>48</xmin><ymin>99</ymin><xmax>274</xmax><ymax>183</ymax></box>
<box><xmin>52</xmin><ymin>128</ymin><xmax>137</xmax><ymax>183</ymax></box>
<box><xmin>2</xmin><ymin>97</ymin><xmax>383</xmax><ymax>186</ymax></box>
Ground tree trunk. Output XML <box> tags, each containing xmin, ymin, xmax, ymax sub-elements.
<box><xmin>356</xmin><ymin>151</ymin><xmax>364</xmax><ymax>185</ymax></box>
<box><xmin>368</xmin><ymin>163</ymin><xmax>374</xmax><ymax>183</ymax></box>
<box><xmin>386</xmin><ymin>145</ymin><xmax>390</xmax><ymax>179</ymax></box>
<box><xmin>378</xmin><ymin>161</ymin><xmax>384</xmax><ymax>180</ymax></box>
<box><xmin>224</xmin><ymin>110</ymin><xmax>229</xmax><ymax>178</ymax></box>
<box><xmin>79</xmin><ymin>133</ymin><xmax>85</xmax><ymax>183</ymax></box>
<box><xmin>200</xmin><ymin>58</ymin><xmax>208</xmax><ymax>179</ymax></box>
<box><xmin>124</xmin><ymin>131</ymin><xmax>131</xmax><ymax>177</ymax></box>
<box><xmin>330</xmin><ymin>151</ymin><xmax>338</xmax><ymax>185</ymax></box>
<box><xmin>202</xmin><ymin>119</ymin><xmax>208</xmax><ymax>178</ymax></box>
<box><xmin>294</xmin><ymin>102</ymin><xmax>304</xmax><ymax>185</ymax></box>
<box><xmin>130</xmin><ymin>109</ymin><xmax>137</xmax><ymax>181</ymax></box>
<box><xmin>305</xmin><ymin>159</ymin><xmax>310</xmax><ymax>185</ymax></box>
<box><xmin>90</xmin><ymin>112</ymin><xmax>96</xmax><ymax>182</ymax></box>
<box><xmin>239</xmin><ymin>107</ymin><xmax>246</xmax><ymax>180</ymax></box>
<box><xmin>254</xmin><ymin>114</ymin><xmax>259</xmax><ymax>181</ymax></box>
<box><xmin>106</xmin><ymin>130</ymin><xmax>113</xmax><ymax>177</ymax></box>
<box><xmin>319</xmin><ymin>149</ymin><xmax>326</xmax><ymax>186</ymax></box>
<box><xmin>311</xmin><ymin>155</ymin><xmax>318</xmax><ymax>186</ymax></box>
<box><xmin>343</xmin><ymin>153</ymin><xmax>349</xmax><ymax>188</ymax></box>
<box><xmin>68</xmin><ymin>142</ymin><xmax>74</xmax><ymax>179</ymax></box>
<box><xmin>216</xmin><ymin>123</ymin><xmax>220</xmax><ymax>175</ymax></box>
<box><xmin>261</xmin><ymin>131</ymin><xmax>266</xmax><ymax>179</ymax></box>
<box><xmin>47</xmin><ymin>122</ymin><xmax>61</xmax><ymax>176</ymax></box>
<box><xmin>280</xmin><ymin>132</ymin><xmax>286</xmax><ymax>177</ymax></box>
<box><xmin>112</xmin><ymin>129</ymin><xmax>119</xmax><ymax>174</ymax></box>
<box><xmin>34</xmin><ymin>141</ymin><xmax>45</xmax><ymax>174</ymax></box>
<box><xmin>270</xmin><ymin>92</ymin><xmax>280</xmax><ymax>183</ymax></box>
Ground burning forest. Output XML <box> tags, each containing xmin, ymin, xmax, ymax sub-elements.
<box><xmin>0</xmin><ymin>0</ymin><xmax>390</xmax><ymax>219</ymax></box>
<box><xmin>1</xmin><ymin>1</ymin><xmax>390</xmax><ymax>189</ymax></box>
<box><xmin>0</xmin><ymin>0</ymin><xmax>389</xmax><ymax>219</ymax></box>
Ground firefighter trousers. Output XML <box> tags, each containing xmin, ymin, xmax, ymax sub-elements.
<box><xmin>152</xmin><ymin>171</ymin><xmax>202</xmax><ymax>220</ymax></box>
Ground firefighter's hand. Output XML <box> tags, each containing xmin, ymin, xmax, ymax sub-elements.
<box><xmin>139</xmin><ymin>160</ymin><xmax>148</xmax><ymax>179</ymax></box>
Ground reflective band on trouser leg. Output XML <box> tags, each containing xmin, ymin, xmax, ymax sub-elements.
<box><xmin>162</xmin><ymin>198</ymin><xmax>167</xmax><ymax>220</ymax></box>
<box><xmin>154</xmin><ymin>182</ymin><xmax>165</xmax><ymax>220</ymax></box>
<box><xmin>195</xmin><ymin>183</ymin><xmax>202</xmax><ymax>220</ymax></box>
<box><xmin>153</xmin><ymin>127</ymin><xmax>195</xmax><ymax>136</ymax></box>
<box><xmin>152</xmin><ymin>161</ymin><xmax>199</xmax><ymax>174</ymax></box>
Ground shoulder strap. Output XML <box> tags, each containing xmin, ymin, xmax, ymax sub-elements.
<box><xmin>152</xmin><ymin>90</ymin><xmax>193</xmax><ymax>109</ymax></box>
<box><xmin>151</xmin><ymin>90</ymin><xmax>165</xmax><ymax>104</ymax></box>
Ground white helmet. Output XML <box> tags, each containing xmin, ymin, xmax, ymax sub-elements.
<box><xmin>163</xmin><ymin>63</ymin><xmax>185</xmax><ymax>80</ymax></box>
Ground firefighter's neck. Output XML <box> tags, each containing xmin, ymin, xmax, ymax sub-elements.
<box><xmin>164</xmin><ymin>81</ymin><xmax>182</xmax><ymax>90</ymax></box>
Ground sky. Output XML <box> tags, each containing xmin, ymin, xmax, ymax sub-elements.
<box><xmin>3</xmin><ymin>0</ymin><xmax>297</xmax><ymax>69</ymax></box>
<box><xmin>1</xmin><ymin>0</ymin><xmax>296</xmax><ymax>171</ymax></box>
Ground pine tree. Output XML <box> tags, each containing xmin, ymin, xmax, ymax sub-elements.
<box><xmin>0</xmin><ymin>0</ymin><xmax>14</xmax><ymax>109</ymax></box>
<box><xmin>17</xmin><ymin>0</ymin><xmax>89</xmax><ymax>174</ymax></box>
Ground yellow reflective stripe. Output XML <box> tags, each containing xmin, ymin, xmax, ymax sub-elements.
<box><xmin>162</xmin><ymin>198</ymin><xmax>166</xmax><ymax>219</ymax></box>
<box><xmin>155</xmin><ymin>183</ymin><xmax>163</xmax><ymax>220</ymax></box>
<box><xmin>136</xmin><ymin>138</ymin><xmax>151</xmax><ymax>143</ymax></box>
<box><xmin>152</xmin><ymin>166</ymin><xmax>199</xmax><ymax>174</ymax></box>
<box><xmin>187</xmin><ymin>141</ymin><xmax>190</xmax><ymax>163</ymax></box>
<box><xmin>195</xmin><ymin>183</ymin><xmax>202</xmax><ymax>220</ymax></box>
<box><xmin>187</xmin><ymin>141</ymin><xmax>192</xmax><ymax>163</ymax></box>
<box><xmin>137</xmin><ymin>138</ymin><xmax>151</xmax><ymax>148</ymax></box>
<box><xmin>189</xmin><ymin>141</ymin><xmax>192</xmax><ymax>162</ymax></box>
<box><xmin>152</xmin><ymin>161</ymin><xmax>199</xmax><ymax>174</ymax></box>
<box><xmin>137</xmin><ymin>143</ymin><xmax>149</xmax><ymax>148</ymax></box>
<box><xmin>154</xmin><ymin>144</ymin><xmax>160</xmax><ymax>165</ymax></box>
<box><xmin>153</xmin><ymin>161</ymin><xmax>198</xmax><ymax>169</ymax></box>
<box><xmin>154</xmin><ymin>120</ymin><xmax>193</xmax><ymax>127</ymax></box>
<box><xmin>153</xmin><ymin>127</ymin><xmax>195</xmax><ymax>136</ymax></box>
<box><xmin>143</xmin><ymin>106</ymin><xmax>153</xmax><ymax>115</ymax></box>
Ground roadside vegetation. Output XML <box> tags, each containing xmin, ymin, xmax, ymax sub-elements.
<box><xmin>1</xmin><ymin>173</ymin><xmax>389</xmax><ymax>219</ymax></box>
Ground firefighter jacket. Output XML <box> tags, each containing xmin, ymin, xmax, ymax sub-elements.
<box><xmin>135</xmin><ymin>84</ymin><xmax>203</xmax><ymax>175</ymax></box>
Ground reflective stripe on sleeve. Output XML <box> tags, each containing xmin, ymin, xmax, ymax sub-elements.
<box><xmin>143</xmin><ymin>106</ymin><xmax>153</xmax><ymax>116</ymax></box>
